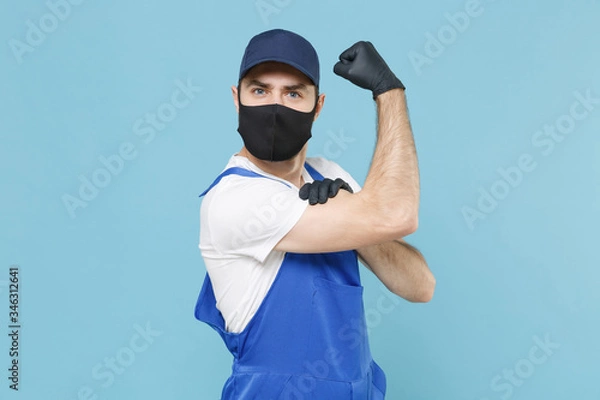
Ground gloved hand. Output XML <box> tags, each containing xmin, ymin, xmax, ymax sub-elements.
<box><xmin>299</xmin><ymin>178</ymin><xmax>354</xmax><ymax>205</ymax></box>
<box><xmin>333</xmin><ymin>41</ymin><xmax>405</xmax><ymax>99</ymax></box>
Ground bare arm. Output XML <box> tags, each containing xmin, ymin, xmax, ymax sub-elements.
<box><xmin>356</xmin><ymin>239</ymin><xmax>435</xmax><ymax>302</ymax></box>
<box><xmin>275</xmin><ymin>87</ymin><xmax>419</xmax><ymax>253</ymax></box>
<box><xmin>364</xmin><ymin>88</ymin><xmax>419</xmax><ymax>222</ymax></box>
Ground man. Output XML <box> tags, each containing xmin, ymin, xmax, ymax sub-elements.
<box><xmin>195</xmin><ymin>28</ymin><xmax>435</xmax><ymax>399</ymax></box>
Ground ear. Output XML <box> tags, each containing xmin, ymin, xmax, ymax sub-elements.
<box><xmin>231</xmin><ymin>85</ymin><xmax>239</xmax><ymax>113</ymax></box>
<box><xmin>313</xmin><ymin>93</ymin><xmax>326</xmax><ymax>121</ymax></box>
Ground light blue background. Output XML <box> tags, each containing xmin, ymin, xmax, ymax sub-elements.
<box><xmin>1</xmin><ymin>0</ymin><xmax>599</xmax><ymax>399</ymax></box>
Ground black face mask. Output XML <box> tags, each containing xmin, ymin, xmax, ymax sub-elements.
<box><xmin>237</xmin><ymin>91</ymin><xmax>318</xmax><ymax>161</ymax></box>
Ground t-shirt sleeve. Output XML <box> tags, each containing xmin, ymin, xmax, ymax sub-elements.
<box><xmin>202</xmin><ymin>175</ymin><xmax>308</xmax><ymax>263</ymax></box>
<box><xmin>305</xmin><ymin>157</ymin><xmax>363</xmax><ymax>193</ymax></box>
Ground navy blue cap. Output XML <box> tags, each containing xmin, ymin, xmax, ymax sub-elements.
<box><xmin>238</xmin><ymin>29</ymin><xmax>320</xmax><ymax>87</ymax></box>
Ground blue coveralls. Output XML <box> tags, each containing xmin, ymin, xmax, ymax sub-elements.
<box><xmin>196</xmin><ymin>162</ymin><xmax>387</xmax><ymax>399</ymax></box>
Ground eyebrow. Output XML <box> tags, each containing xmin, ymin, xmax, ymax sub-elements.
<box><xmin>245</xmin><ymin>79</ymin><xmax>309</xmax><ymax>92</ymax></box>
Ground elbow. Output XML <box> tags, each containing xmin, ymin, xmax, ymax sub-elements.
<box><xmin>387</xmin><ymin>271</ymin><xmax>435</xmax><ymax>303</ymax></box>
<box><xmin>388</xmin><ymin>200</ymin><xmax>419</xmax><ymax>236</ymax></box>
<box><xmin>414</xmin><ymin>286</ymin><xmax>435</xmax><ymax>303</ymax></box>
<box><xmin>407</xmin><ymin>214</ymin><xmax>419</xmax><ymax>235</ymax></box>
<box><xmin>360</xmin><ymin>191</ymin><xmax>419</xmax><ymax>238</ymax></box>
<box><xmin>412</xmin><ymin>274</ymin><xmax>436</xmax><ymax>303</ymax></box>
<box><xmin>387</xmin><ymin>211</ymin><xmax>419</xmax><ymax>238</ymax></box>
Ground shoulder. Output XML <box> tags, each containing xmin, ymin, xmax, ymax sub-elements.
<box><xmin>201</xmin><ymin>169</ymin><xmax>296</xmax><ymax>225</ymax></box>
<box><xmin>199</xmin><ymin>158</ymin><xmax>308</xmax><ymax>260</ymax></box>
<box><xmin>201</xmin><ymin>155</ymin><xmax>294</xmax><ymax>210</ymax></box>
<box><xmin>305</xmin><ymin>156</ymin><xmax>343</xmax><ymax>175</ymax></box>
<box><xmin>305</xmin><ymin>156</ymin><xmax>362</xmax><ymax>192</ymax></box>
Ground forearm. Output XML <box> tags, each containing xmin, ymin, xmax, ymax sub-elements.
<box><xmin>356</xmin><ymin>239</ymin><xmax>435</xmax><ymax>302</ymax></box>
<box><xmin>361</xmin><ymin>89</ymin><xmax>420</xmax><ymax>228</ymax></box>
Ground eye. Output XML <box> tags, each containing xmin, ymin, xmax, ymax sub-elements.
<box><xmin>252</xmin><ymin>88</ymin><xmax>266</xmax><ymax>95</ymax></box>
<box><xmin>288</xmin><ymin>91</ymin><xmax>301</xmax><ymax>99</ymax></box>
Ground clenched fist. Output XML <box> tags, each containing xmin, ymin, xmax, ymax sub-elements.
<box><xmin>333</xmin><ymin>41</ymin><xmax>405</xmax><ymax>99</ymax></box>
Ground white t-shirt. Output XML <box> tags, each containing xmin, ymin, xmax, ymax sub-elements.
<box><xmin>199</xmin><ymin>154</ymin><xmax>362</xmax><ymax>333</ymax></box>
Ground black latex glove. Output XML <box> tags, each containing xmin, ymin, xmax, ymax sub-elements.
<box><xmin>299</xmin><ymin>178</ymin><xmax>354</xmax><ymax>205</ymax></box>
<box><xmin>333</xmin><ymin>41</ymin><xmax>405</xmax><ymax>99</ymax></box>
